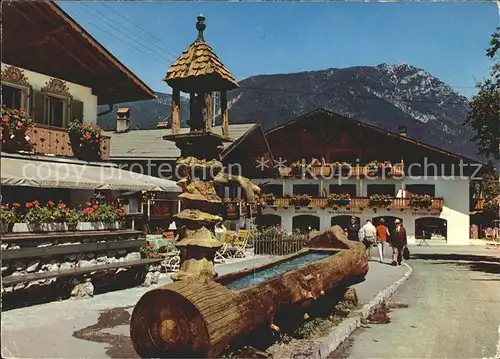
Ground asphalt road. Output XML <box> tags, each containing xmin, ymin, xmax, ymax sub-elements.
<box><xmin>332</xmin><ymin>246</ymin><xmax>500</xmax><ymax>359</ymax></box>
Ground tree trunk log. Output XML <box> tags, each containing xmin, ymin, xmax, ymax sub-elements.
<box><xmin>130</xmin><ymin>244</ymin><xmax>368</xmax><ymax>358</ymax></box>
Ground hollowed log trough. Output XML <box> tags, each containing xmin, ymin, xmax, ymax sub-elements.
<box><xmin>130</xmin><ymin>228</ymin><xmax>368</xmax><ymax>358</ymax></box>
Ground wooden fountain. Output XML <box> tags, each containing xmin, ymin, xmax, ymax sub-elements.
<box><xmin>129</xmin><ymin>16</ymin><xmax>369</xmax><ymax>358</ymax></box>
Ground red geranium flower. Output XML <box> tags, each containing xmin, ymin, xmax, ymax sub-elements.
<box><xmin>12</xmin><ymin>202</ymin><xmax>21</xmax><ymax>208</ymax></box>
<box><xmin>85</xmin><ymin>201</ymin><xmax>92</xmax><ymax>207</ymax></box>
<box><xmin>93</xmin><ymin>204</ymin><xmax>99</xmax><ymax>209</ymax></box>
<box><xmin>58</xmin><ymin>203</ymin><xmax>66</xmax><ymax>209</ymax></box>
<box><xmin>26</xmin><ymin>202</ymin><xmax>33</xmax><ymax>208</ymax></box>
<box><xmin>32</xmin><ymin>200</ymin><xmax>40</xmax><ymax>206</ymax></box>
<box><xmin>47</xmin><ymin>201</ymin><xmax>55</xmax><ymax>206</ymax></box>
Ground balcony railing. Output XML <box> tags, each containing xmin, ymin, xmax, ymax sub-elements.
<box><xmin>2</xmin><ymin>124</ymin><xmax>110</xmax><ymax>161</ymax></box>
<box><xmin>272</xmin><ymin>196</ymin><xmax>444</xmax><ymax>211</ymax></box>
<box><xmin>222</xmin><ymin>201</ymin><xmax>261</xmax><ymax>220</ymax></box>
<box><xmin>279</xmin><ymin>164</ymin><xmax>405</xmax><ymax>178</ymax></box>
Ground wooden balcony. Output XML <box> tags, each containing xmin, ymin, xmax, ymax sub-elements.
<box><xmin>279</xmin><ymin>164</ymin><xmax>405</xmax><ymax>178</ymax></box>
<box><xmin>222</xmin><ymin>201</ymin><xmax>261</xmax><ymax>220</ymax></box>
<box><xmin>2</xmin><ymin>124</ymin><xmax>110</xmax><ymax>161</ymax></box>
<box><xmin>272</xmin><ymin>196</ymin><xmax>444</xmax><ymax>211</ymax></box>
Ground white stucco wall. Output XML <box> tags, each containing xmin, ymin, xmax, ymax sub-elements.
<box><xmin>256</xmin><ymin>176</ymin><xmax>471</xmax><ymax>246</ymax></box>
<box><xmin>1</xmin><ymin>63</ymin><xmax>98</xmax><ymax>124</ymax></box>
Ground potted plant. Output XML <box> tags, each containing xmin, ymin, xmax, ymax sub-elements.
<box><xmin>223</xmin><ymin>198</ymin><xmax>238</xmax><ymax>218</ymax></box>
<box><xmin>365</xmin><ymin>161</ymin><xmax>380</xmax><ymax>176</ymax></box>
<box><xmin>410</xmin><ymin>194</ymin><xmax>433</xmax><ymax>209</ymax></box>
<box><xmin>76</xmin><ymin>202</ymin><xmax>125</xmax><ymax>231</ymax></box>
<box><xmin>290</xmin><ymin>194</ymin><xmax>311</xmax><ymax>206</ymax></box>
<box><xmin>0</xmin><ymin>203</ymin><xmax>19</xmax><ymax>234</ymax></box>
<box><xmin>265</xmin><ymin>193</ymin><xmax>275</xmax><ymax>206</ymax></box>
<box><xmin>331</xmin><ymin>161</ymin><xmax>352</xmax><ymax>176</ymax></box>
<box><xmin>368</xmin><ymin>194</ymin><xmax>392</xmax><ymax>208</ymax></box>
<box><xmin>327</xmin><ymin>193</ymin><xmax>351</xmax><ymax>207</ymax></box>
<box><xmin>14</xmin><ymin>200</ymin><xmax>70</xmax><ymax>233</ymax></box>
<box><xmin>1</xmin><ymin>106</ymin><xmax>34</xmax><ymax>152</ymax></box>
<box><xmin>291</xmin><ymin>161</ymin><xmax>313</xmax><ymax>177</ymax></box>
<box><xmin>68</xmin><ymin>119</ymin><xmax>102</xmax><ymax>162</ymax></box>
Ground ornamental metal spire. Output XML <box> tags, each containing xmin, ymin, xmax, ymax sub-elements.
<box><xmin>196</xmin><ymin>14</ymin><xmax>206</xmax><ymax>41</ymax></box>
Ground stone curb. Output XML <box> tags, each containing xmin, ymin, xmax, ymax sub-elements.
<box><xmin>304</xmin><ymin>262</ymin><xmax>414</xmax><ymax>359</ymax></box>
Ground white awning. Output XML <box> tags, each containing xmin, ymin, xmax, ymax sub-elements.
<box><xmin>1</xmin><ymin>156</ymin><xmax>180</xmax><ymax>192</ymax></box>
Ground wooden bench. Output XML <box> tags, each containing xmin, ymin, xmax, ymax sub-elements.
<box><xmin>1</xmin><ymin>230</ymin><xmax>156</xmax><ymax>288</ymax></box>
<box><xmin>2</xmin><ymin>239</ymin><xmax>146</xmax><ymax>260</ymax></box>
<box><xmin>2</xmin><ymin>258</ymin><xmax>162</xmax><ymax>286</ymax></box>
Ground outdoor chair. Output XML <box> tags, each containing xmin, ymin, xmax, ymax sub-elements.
<box><xmin>484</xmin><ymin>227</ymin><xmax>494</xmax><ymax>239</ymax></box>
<box><xmin>417</xmin><ymin>235</ymin><xmax>430</xmax><ymax>246</ymax></box>
<box><xmin>163</xmin><ymin>231</ymin><xmax>175</xmax><ymax>241</ymax></box>
<box><xmin>232</xmin><ymin>236</ymin><xmax>249</xmax><ymax>258</ymax></box>
<box><xmin>162</xmin><ymin>255</ymin><xmax>180</xmax><ymax>272</ymax></box>
<box><xmin>215</xmin><ymin>242</ymin><xmax>231</xmax><ymax>263</ymax></box>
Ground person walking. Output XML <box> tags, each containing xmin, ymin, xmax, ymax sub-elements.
<box><xmin>347</xmin><ymin>216</ymin><xmax>360</xmax><ymax>241</ymax></box>
<box><xmin>389</xmin><ymin>219</ymin><xmax>407</xmax><ymax>266</ymax></box>
<box><xmin>375</xmin><ymin>218</ymin><xmax>390</xmax><ymax>263</ymax></box>
<box><xmin>359</xmin><ymin>219</ymin><xmax>376</xmax><ymax>259</ymax></box>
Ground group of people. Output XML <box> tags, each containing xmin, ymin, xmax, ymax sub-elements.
<box><xmin>345</xmin><ymin>216</ymin><xmax>408</xmax><ymax>266</ymax></box>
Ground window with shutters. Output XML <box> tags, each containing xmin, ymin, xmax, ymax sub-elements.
<box><xmin>32</xmin><ymin>90</ymin><xmax>83</xmax><ymax>129</ymax></box>
<box><xmin>1</xmin><ymin>84</ymin><xmax>29</xmax><ymax>111</ymax></box>
<box><xmin>44</xmin><ymin>95</ymin><xmax>68</xmax><ymax>127</ymax></box>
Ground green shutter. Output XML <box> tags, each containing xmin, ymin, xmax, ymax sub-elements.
<box><xmin>33</xmin><ymin>90</ymin><xmax>46</xmax><ymax>124</ymax></box>
<box><xmin>70</xmin><ymin>99</ymin><xmax>84</xmax><ymax>124</ymax></box>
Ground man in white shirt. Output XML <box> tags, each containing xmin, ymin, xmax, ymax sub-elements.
<box><xmin>359</xmin><ymin>219</ymin><xmax>376</xmax><ymax>259</ymax></box>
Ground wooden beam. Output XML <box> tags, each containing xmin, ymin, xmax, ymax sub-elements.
<box><xmin>1</xmin><ymin>229</ymin><xmax>143</xmax><ymax>243</ymax></box>
<box><xmin>171</xmin><ymin>87</ymin><xmax>181</xmax><ymax>135</ymax></box>
<box><xmin>205</xmin><ymin>92</ymin><xmax>213</xmax><ymax>132</ymax></box>
<box><xmin>2</xmin><ymin>239</ymin><xmax>146</xmax><ymax>260</ymax></box>
<box><xmin>3</xmin><ymin>258</ymin><xmax>162</xmax><ymax>286</ymax></box>
<box><xmin>221</xmin><ymin>90</ymin><xmax>229</xmax><ymax>138</ymax></box>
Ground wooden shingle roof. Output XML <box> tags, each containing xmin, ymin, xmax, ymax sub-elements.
<box><xmin>164</xmin><ymin>15</ymin><xmax>238</xmax><ymax>93</ymax></box>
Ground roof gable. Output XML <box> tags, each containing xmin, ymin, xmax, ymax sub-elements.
<box><xmin>2</xmin><ymin>1</ymin><xmax>155</xmax><ymax>104</ymax></box>
<box><xmin>266</xmin><ymin>108</ymin><xmax>486</xmax><ymax>165</ymax></box>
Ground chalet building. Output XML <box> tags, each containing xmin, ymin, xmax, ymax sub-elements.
<box><xmin>1</xmin><ymin>1</ymin><xmax>180</xmax><ymax>208</ymax></box>
<box><xmin>0</xmin><ymin>1</ymin><xmax>186</xmax><ymax>305</ymax></box>
<box><xmin>249</xmin><ymin>109</ymin><xmax>486</xmax><ymax>246</ymax></box>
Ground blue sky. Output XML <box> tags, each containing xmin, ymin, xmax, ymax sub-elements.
<box><xmin>59</xmin><ymin>1</ymin><xmax>499</xmax><ymax>98</ymax></box>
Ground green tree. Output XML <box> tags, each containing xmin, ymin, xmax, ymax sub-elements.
<box><xmin>464</xmin><ymin>27</ymin><xmax>500</xmax><ymax>160</ymax></box>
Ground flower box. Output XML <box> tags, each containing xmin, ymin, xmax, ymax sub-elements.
<box><xmin>12</xmin><ymin>222</ymin><xmax>69</xmax><ymax>233</ymax></box>
<box><xmin>328</xmin><ymin>198</ymin><xmax>351</xmax><ymax>206</ymax></box>
<box><xmin>76</xmin><ymin>221</ymin><xmax>124</xmax><ymax>231</ymax></box>
<box><xmin>0</xmin><ymin>222</ymin><xmax>14</xmax><ymax>234</ymax></box>
<box><xmin>332</xmin><ymin>164</ymin><xmax>352</xmax><ymax>176</ymax></box>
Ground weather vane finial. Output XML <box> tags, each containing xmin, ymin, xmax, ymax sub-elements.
<box><xmin>196</xmin><ymin>14</ymin><xmax>206</xmax><ymax>41</ymax></box>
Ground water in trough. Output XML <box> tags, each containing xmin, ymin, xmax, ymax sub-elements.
<box><xmin>225</xmin><ymin>252</ymin><xmax>330</xmax><ymax>291</ymax></box>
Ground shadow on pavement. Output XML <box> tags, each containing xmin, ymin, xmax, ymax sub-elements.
<box><xmin>411</xmin><ymin>253</ymin><xmax>500</xmax><ymax>275</ymax></box>
<box><xmin>412</xmin><ymin>253</ymin><xmax>499</xmax><ymax>263</ymax></box>
<box><xmin>73</xmin><ymin>306</ymin><xmax>137</xmax><ymax>359</ymax></box>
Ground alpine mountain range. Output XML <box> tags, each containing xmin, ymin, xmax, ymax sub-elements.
<box><xmin>98</xmin><ymin>62</ymin><xmax>481</xmax><ymax>160</ymax></box>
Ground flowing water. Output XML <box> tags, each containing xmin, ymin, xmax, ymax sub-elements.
<box><xmin>225</xmin><ymin>252</ymin><xmax>330</xmax><ymax>291</ymax></box>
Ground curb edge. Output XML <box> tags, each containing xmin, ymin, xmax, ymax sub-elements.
<box><xmin>310</xmin><ymin>262</ymin><xmax>414</xmax><ymax>359</ymax></box>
